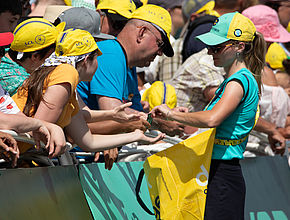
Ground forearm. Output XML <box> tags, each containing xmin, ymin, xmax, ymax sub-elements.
<box><xmin>88</xmin><ymin>120</ymin><xmax>141</xmax><ymax>134</ymax></box>
<box><xmin>169</xmin><ymin>110</ymin><xmax>218</xmax><ymax>128</ymax></box>
<box><xmin>81</xmin><ymin>107</ymin><xmax>115</xmax><ymax>123</ymax></box>
<box><xmin>79</xmin><ymin>131</ymin><xmax>139</xmax><ymax>152</ymax></box>
<box><xmin>0</xmin><ymin>114</ymin><xmax>42</xmax><ymax>133</ymax></box>
<box><xmin>254</xmin><ymin>117</ymin><xmax>277</xmax><ymax>135</ymax></box>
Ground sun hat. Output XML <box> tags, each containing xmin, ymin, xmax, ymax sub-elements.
<box><xmin>242</xmin><ymin>5</ymin><xmax>290</xmax><ymax>43</ymax></box>
<box><xmin>11</xmin><ymin>18</ymin><xmax>65</xmax><ymax>52</ymax></box>
<box><xmin>55</xmin><ymin>29</ymin><xmax>102</xmax><ymax>57</ymax></box>
<box><xmin>142</xmin><ymin>81</ymin><xmax>177</xmax><ymax>110</ymax></box>
<box><xmin>0</xmin><ymin>32</ymin><xmax>14</xmax><ymax>47</ymax></box>
<box><xmin>57</xmin><ymin>7</ymin><xmax>114</xmax><ymax>40</ymax></box>
<box><xmin>97</xmin><ymin>0</ymin><xmax>136</xmax><ymax>19</ymax></box>
<box><xmin>131</xmin><ymin>4</ymin><xmax>174</xmax><ymax>57</ymax></box>
<box><xmin>196</xmin><ymin>12</ymin><xmax>256</xmax><ymax>46</ymax></box>
<box><xmin>43</xmin><ymin>5</ymin><xmax>73</xmax><ymax>23</ymax></box>
<box><xmin>182</xmin><ymin>0</ymin><xmax>215</xmax><ymax>19</ymax></box>
<box><xmin>147</xmin><ymin>0</ymin><xmax>183</xmax><ymax>10</ymax></box>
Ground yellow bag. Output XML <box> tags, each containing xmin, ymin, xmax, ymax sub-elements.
<box><xmin>136</xmin><ymin>129</ymin><xmax>216</xmax><ymax>220</ymax></box>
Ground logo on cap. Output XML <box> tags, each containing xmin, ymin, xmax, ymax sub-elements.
<box><xmin>83</xmin><ymin>37</ymin><xmax>91</xmax><ymax>47</ymax></box>
<box><xmin>234</xmin><ymin>29</ymin><xmax>242</xmax><ymax>37</ymax></box>
<box><xmin>213</xmin><ymin>19</ymin><xmax>219</xmax><ymax>26</ymax></box>
<box><xmin>35</xmin><ymin>35</ymin><xmax>46</xmax><ymax>45</ymax></box>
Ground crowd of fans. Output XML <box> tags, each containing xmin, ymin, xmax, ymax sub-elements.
<box><xmin>0</xmin><ymin>0</ymin><xmax>289</xmax><ymax>170</ymax></box>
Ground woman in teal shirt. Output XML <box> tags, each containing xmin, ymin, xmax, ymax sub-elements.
<box><xmin>151</xmin><ymin>12</ymin><xmax>265</xmax><ymax>220</ymax></box>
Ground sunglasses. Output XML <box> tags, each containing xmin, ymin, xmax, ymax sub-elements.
<box><xmin>137</xmin><ymin>26</ymin><xmax>165</xmax><ymax>49</ymax></box>
<box><xmin>0</xmin><ymin>47</ymin><xmax>5</xmax><ymax>58</ymax></box>
<box><xmin>206</xmin><ymin>43</ymin><xmax>234</xmax><ymax>54</ymax></box>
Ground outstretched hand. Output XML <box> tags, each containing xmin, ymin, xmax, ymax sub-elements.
<box><xmin>0</xmin><ymin>131</ymin><xmax>19</xmax><ymax>167</ymax></box>
<box><xmin>113</xmin><ymin>102</ymin><xmax>141</xmax><ymax>122</ymax></box>
<box><xmin>134</xmin><ymin>129</ymin><xmax>165</xmax><ymax>144</ymax></box>
<box><xmin>150</xmin><ymin>104</ymin><xmax>172</xmax><ymax>120</ymax></box>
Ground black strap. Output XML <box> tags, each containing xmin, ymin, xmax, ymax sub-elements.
<box><xmin>136</xmin><ymin>169</ymin><xmax>155</xmax><ymax>215</ymax></box>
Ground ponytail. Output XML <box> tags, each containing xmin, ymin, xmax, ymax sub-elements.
<box><xmin>243</xmin><ymin>32</ymin><xmax>266</xmax><ymax>95</ymax></box>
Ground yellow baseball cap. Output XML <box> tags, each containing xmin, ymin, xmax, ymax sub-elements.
<box><xmin>266</xmin><ymin>42</ymin><xmax>287</xmax><ymax>70</ymax></box>
<box><xmin>11</xmin><ymin>18</ymin><xmax>65</xmax><ymax>52</ymax></box>
<box><xmin>97</xmin><ymin>0</ymin><xmax>136</xmax><ymax>19</ymax></box>
<box><xmin>196</xmin><ymin>12</ymin><xmax>256</xmax><ymax>46</ymax></box>
<box><xmin>55</xmin><ymin>29</ymin><xmax>102</xmax><ymax>57</ymax></box>
<box><xmin>142</xmin><ymin>81</ymin><xmax>177</xmax><ymax>110</ymax></box>
<box><xmin>131</xmin><ymin>4</ymin><xmax>174</xmax><ymax>57</ymax></box>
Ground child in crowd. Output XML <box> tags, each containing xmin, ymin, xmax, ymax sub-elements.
<box><xmin>13</xmin><ymin>28</ymin><xmax>164</xmax><ymax>154</ymax></box>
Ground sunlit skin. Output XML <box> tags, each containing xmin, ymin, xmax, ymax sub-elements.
<box><xmin>134</xmin><ymin>26</ymin><xmax>163</xmax><ymax>67</ymax></box>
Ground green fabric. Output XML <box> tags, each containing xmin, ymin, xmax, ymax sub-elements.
<box><xmin>79</xmin><ymin>162</ymin><xmax>154</xmax><ymax>220</ymax></box>
<box><xmin>71</xmin><ymin>0</ymin><xmax>96</xmax><ymax>10</ymax></box>
<box><xmin>0</xmin><ymin>55</ymin><xmax>29</xmax><ymax>96</ymax></box>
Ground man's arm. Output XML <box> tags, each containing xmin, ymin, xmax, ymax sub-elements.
<box><xmin>254</xmin><ymin>117</ymin><xmax>285</xmax><ymax>155</ymax></box>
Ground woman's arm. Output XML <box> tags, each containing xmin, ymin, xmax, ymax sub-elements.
<box><xmin>151</xmin><ymin>81</ymin><xmax>244</xmax><ymax>128</ymax></box>
<box><xmin>65</xmin><ymin>111</ymin><xmax>164</xmax><ymax>152</ymax></box>
<box><xmin>34</xmin><ymin>83</ymin><xmax>71</xmax><ymax>123</ymax></box>
<box><xmin>78</xmin><ymin>94</ymin><xmax>141</xmax><ymax>123</ymax></box>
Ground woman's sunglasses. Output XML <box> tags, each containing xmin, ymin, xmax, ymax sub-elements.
<box><xmin>206</xmin><ymin>43</ymin><xmax>234</xmax><ymax>54</ymax></box>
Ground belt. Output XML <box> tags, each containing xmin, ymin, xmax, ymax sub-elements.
<box><xmin>214</xmin><ymin>135</ymin><xmax>248</xmax><ymax>146</ymax></box>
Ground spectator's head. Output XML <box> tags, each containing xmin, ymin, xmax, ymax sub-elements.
<box><xmin>9</xmin><ymin>18</ymin><xmax>65</xmax><ymax>73</ymax></box>
<box><xmin>242</xmin><ymin>5</ymin><xmax>290</xmax><ymax>43</ymax></box>
<box><xmin>214</xmin><ymin>0</ymin><xmax>258</xmax><ymax>14</ymax></box>
<box><xmin>55</xmin><ymin>7</ymin><xmax>114</xmax><ymax>41</ymax></box>
<box><xmin>261</xmin><ymin>0</ymin><xmax>290</xmax><ymax>29</ymax></box>
<box><xmin>182</xmin><ymin>0</ymin><xmax>215</xmax><ymax>21</ymax></box>
<box><xmin>43</xmin><ymin>5</ymin><xmax>73</xmax><ymax>23</ymax></box>
<box><xmin>148</xmin><ymin>0</ymin><xmax>184</xmax><ymax>36</ymax></box>
<box><xmin>96</xmin><ymin>0</ymin><xmax>136</xmax><ymax>36</ymax></box>
<box><xmin>51</xmin><ymin>28</ymin><xmax>102</xmax><ymax>81</ymax></box>
<box><xmin>119</xmin><ymin>4</ymin><xmax>173</xmax><ymax>67</ymax></box>
<box><xmin>0</xmin><ymin>32</ymin><xmax>14</xmax><ymax>63</ymax></box>
<box><xmin>142</xmin><ymin>81</ymin><xmax>177</xmax><ymax>110</ymax></box>
<box><xmin>196</xmin><ymin>12</ymin><xmax>266</xmax><ymax>91</ymax></box>
<box><xmin>0</xmin><ymin>0</ymin><xmax>22</xmax><ymax>32</ymax></box>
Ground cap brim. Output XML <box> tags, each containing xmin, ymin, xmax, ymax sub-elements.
<box><xmin>195</xmin><ymin>32</ymin><xmax>229</xmax><ymax>46</ymax></box>
<box><xmin>0</xmin><ymin>32</ymin><xmax>14</xmax><ymax>47</ymax></box>
<box><xmin>161</xmin><ymin>34</ymin><xmax>174</xmax><ymax>57</ymax></box>
<box><xmin>93</xmin><ymin>32</ymin><xmax>115</xmax><ymax>40</ymax></box>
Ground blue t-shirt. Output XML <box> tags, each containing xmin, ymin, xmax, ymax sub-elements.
<box><xmin>77</xmin><ymin>39</ymin><xmax>143</xmax><ymax>111</ymax></box>
<box><xmin>205</xmin><ymin>68</ymin><xmax>259</xmax><ymax>160</ymax></box>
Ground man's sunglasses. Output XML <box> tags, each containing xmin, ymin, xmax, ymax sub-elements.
<box><xmin>206</xmin><ymin>43</ymin><xmax>234</xmax><ymax>54</ymax></box>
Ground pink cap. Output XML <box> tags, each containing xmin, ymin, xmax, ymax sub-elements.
<box><xmin>0</xmin><ymin>32</ymin><xmax>14</xmax><ymax>47</ymax></box>
<box><xmin>242</xmin><ymin>5</ymin><xmax>290</xmax><ymax>43</ymax></box>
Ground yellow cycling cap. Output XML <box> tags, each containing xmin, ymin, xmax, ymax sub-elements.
<box><xmin>131</xmin><ymin>4</ymin><xmax>174</xmax><ymax>57</ymax></box>
<box><xmin>97</xmin><ymin>0</ymin><xmax>136</xmax><ymax>19</ymax></box>
<box><xmin>11</xmin><ymin>18</ymin><xmax>65</xmax><ymax>52</ymax></box>
<box><xmin>55</xmin><ymin>29</ymin><xmax>102</xmax><ymax>56</ymax></box>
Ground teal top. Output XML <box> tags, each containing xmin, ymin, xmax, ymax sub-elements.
<box><xmin>0</xmin><ymin>55</ymin><xmax>29</xmax><ymax>96</ymax></box>
<box><xmin>205</xmin><ymin>68</ymin><xmax>259</xmax><ymax>160</ymax></box>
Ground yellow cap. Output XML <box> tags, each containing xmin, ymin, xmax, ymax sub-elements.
<box><xmin>55</xmin><ymin>29</ymin><xmax>102</xmax><ymax>56</ymax></box>
<box><xmin>131</xmin><ymin>4</ymin><xmax>174</xmax><ymax>57</ymax></box>
<box><xmin>97</xmin><ymin>0</ymin><xmax>136</xmax><ymax>19</ymax></box>
<box><xmin>287</xmin><ymin>21</ymin><xmax>290</xmax><ymax>33</ymax></box>
<box><xmin>196</xmin><ymin>1</ymin><xmax>214</xmax><ymax>14</ymax></box>
<box><xmin>266</xmin><ymin>42</ymin><xmax>287</xmax><ymax>70</ymax></box>
<box><xmin>11</xmin><ymin>18</ymin><xmax>65</xmax><ymax>52</ymax></box>
<box><xmin>64</xmin><ymin>0</ymin><xmax>72</xmax><ymax>5</ymax></box>
<box><xmin>142</xmin><ymin>81</ymin><xmax>177</xmax><ymax>110</ymax></box>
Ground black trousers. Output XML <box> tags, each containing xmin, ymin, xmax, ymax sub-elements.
<box><xmin>204</xmin><ymin>159</ymin><xmax>246</xmax><ymax>220</ymax></box>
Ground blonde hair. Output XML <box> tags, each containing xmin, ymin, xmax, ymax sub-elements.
<box><xmin>242</xmin><ymin>31</ymin><xmax>266</xmax><ymax>94</ymax></box>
